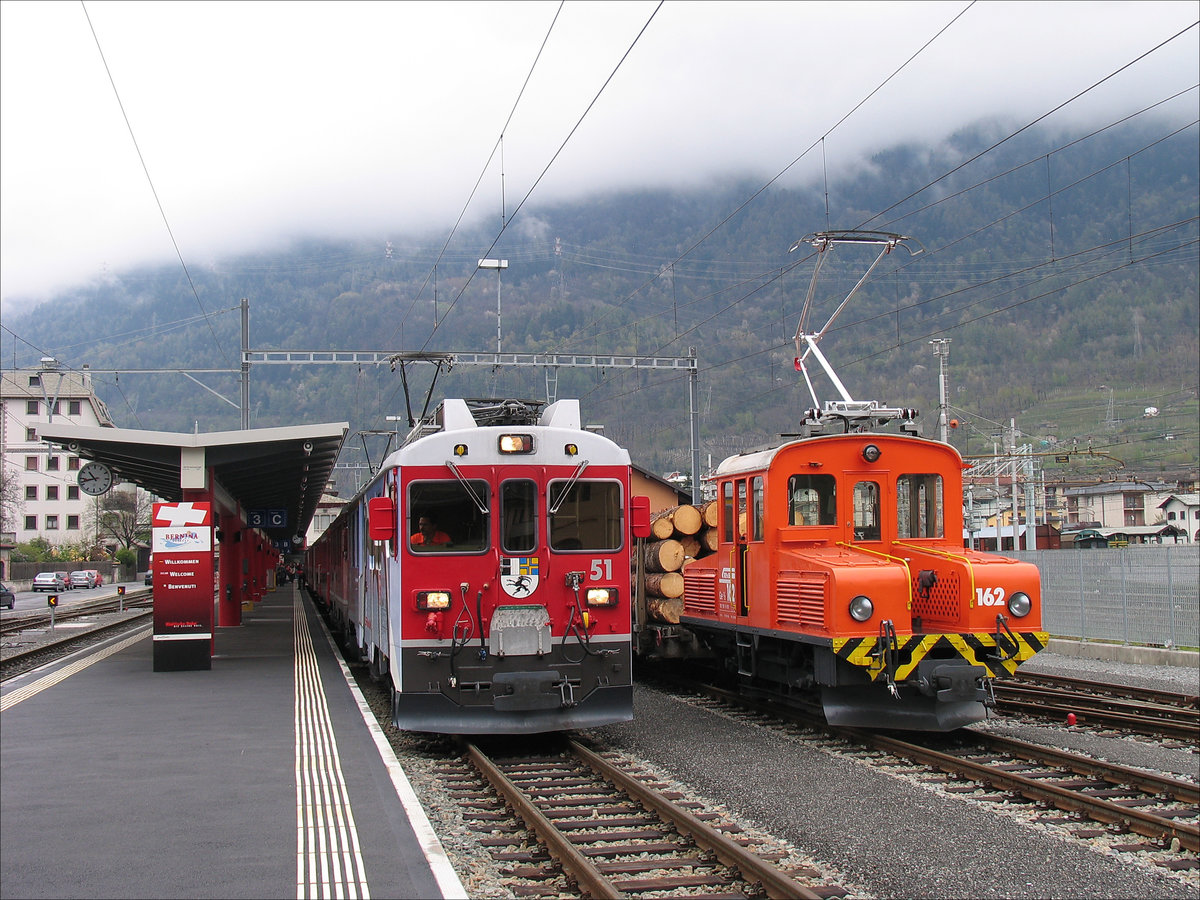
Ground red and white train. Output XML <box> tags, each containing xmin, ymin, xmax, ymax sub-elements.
<box><xmin>305</xmin><ymin>398</ymin><xmax>642</xmax><ymax>734</ymax></box>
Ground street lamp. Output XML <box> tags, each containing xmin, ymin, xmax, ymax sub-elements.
<box><xmin>478</xmin><ymin>259</ymin><xmax>509</xmax><ymax>354</ymax></box>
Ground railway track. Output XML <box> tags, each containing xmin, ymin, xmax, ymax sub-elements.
<box><xmin>650</xmin><ymin>671</ymin><xmax>1199</xmax><ymax>869</ymax></box>
<box><xmin>860</xmin><ymin>728</ymin><xmax>1199</xmax><ymax>855</ymax></box>
<box><xmin>1</xmin><ymin>599</ymin><xmax>153</xmax><ymax>679</ymax></box>
<box><xmin>1</xmin><ymin>590</ymin><xmax>152</xmax><ymax>638</ymax></box>
<box><xmin>993</xmin><ymin>670</ymin><xmax>1199</xmax><ymax>741</ymax></box>
<box><xmin>446</xmin><ymin>737</ymin><xmax>847</xmax><ymax>899</ymax></box>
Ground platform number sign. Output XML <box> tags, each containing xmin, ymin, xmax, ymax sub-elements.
<box><xmin>248</xmin><ymin>509</ymin><xmax>288</xmax><ymax>529</ymax></box>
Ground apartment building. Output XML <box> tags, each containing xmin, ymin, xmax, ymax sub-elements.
<box><xmin>0</xmin><ymin>361</ymin><xmax>116</xmax><ymax>545</ymax></box>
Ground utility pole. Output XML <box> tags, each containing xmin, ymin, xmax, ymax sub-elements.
<box><xmin>240</xmin><ymin>298</ymin><xmax>250</xmax><ymax>429</ymax></box>
<box><xmin>478</xmin><ymin>259</ymin><xmax>508</xmax><ymax>354</ymax></box>
<box><xmin>929</xmin><ymin>339</ymin><xmax>951</xmax><ymax>444</ymax></box>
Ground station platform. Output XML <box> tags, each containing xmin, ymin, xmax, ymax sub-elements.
<box><xmin>0</xmin><ymin>584</ymin><xmax>467</xmax><ymax>900</ymax></box>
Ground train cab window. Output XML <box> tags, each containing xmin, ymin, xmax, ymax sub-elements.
<box><xmin>501</xmin><ymin>479</ymin><xmax>538</xmax><ymax>553</ymax></box>
<box><xmin>408</xmin><ymin>479</ymin><xmax>489</xmax><ymax>552</ymax></box>
<box><xmin>853</xmin><ymin>481</ymin><xmax>881</xmax><ymax>541</ymax></box>
<box><xmin>897</xmin><ymin>473</ymin><xmax>944</xmax><ymax>539</ymax></box>
<box><xmin>788</xmin><ymin>474</ymin><xmax>837</xmax><ymax>525</ymax></box>
<box><xmin>736</xmin><ymin>480</ymin><xmax>748</xmax><ymax>540</ymax></box>
<box><xmin>751</xmin><ymin>476</ymin><xmax>764</xmax><ymax>541</ymax></box>
<box><xmin>549</xmin><ymin>480</ymin><xmax>622</xmax><ymax>550</ymax></box>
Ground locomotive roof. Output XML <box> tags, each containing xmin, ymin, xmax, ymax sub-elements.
<box><xmin>712</xmin><ymin>430</ymin><xmax>952</xmax><ymax>478</ymax></box>
<box><xmin>377</xmin><ymin>397</ymin><xmax>628</xmax><ymax>472</ymax></box>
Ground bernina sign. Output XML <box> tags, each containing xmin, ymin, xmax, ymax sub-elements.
<box><xmin>152</xmin><ymin>501</ymin><xmax>215</xmax><ymax>671</ymax></box>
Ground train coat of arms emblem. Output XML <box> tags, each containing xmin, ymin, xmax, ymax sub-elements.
<box><xmin>500</xmin><ymin>557</ymin><xmax>539</xmax><ymax>598</ymax></box>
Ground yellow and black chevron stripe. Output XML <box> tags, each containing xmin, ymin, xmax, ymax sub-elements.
<box><xmin>832</xmin><ymin>631</ymin><xmax>1049</xmax><ymax>680</ymax></box>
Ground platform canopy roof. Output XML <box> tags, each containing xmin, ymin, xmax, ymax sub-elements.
<box><xmin>38</xmin><ymin>421</ymin><xmax>348</xmax><ymax>542</ymax></box>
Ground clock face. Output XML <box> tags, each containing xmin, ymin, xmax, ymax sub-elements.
<box><xmin>78</xmin><ymin>462</ymin><xmax>113</xmax><ymax>496</ymax></box>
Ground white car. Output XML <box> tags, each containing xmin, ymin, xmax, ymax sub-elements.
<box><xmin>32</xmin><ymin>572</ymin><xmax>68</xmax><ymax>592</ymax></box>
<box><xmin>70</xmin><ymin>570</ymin><xmax>97</xmax><ymax>589</ymax></box>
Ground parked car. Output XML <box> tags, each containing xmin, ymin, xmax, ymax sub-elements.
<box><xmin>32</xmin><ymin>572</ymin><xmax>68</xmax><ymax>592</ymax></box>
<box><xmin>55</xmin><ymin>572</ymin><xmax>75</xmax><ymax>590</ymax></box>
<box><xmin>0</xmin><ymin>582</ymin><xmax>14</xmax><ymax>609</ymax></box>
<box><xmin>70</xmin><ymin>570</ymin><xmax>97</xmax><ymax>589</ymax></box>
<box><xmin>85</xmin><ymin>569</ymin><xmax>104</xmax><ymax>587</ymax></box>
<box><xmin>144</xmin><ymin>568</ymin><xmax>153</xmax><ymax>586</ymax></box>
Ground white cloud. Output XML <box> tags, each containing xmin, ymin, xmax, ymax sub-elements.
<box><xmin>2</xmin><ymin>0</ymin><xmax>1196</xmax><ymax>300</ymax></box>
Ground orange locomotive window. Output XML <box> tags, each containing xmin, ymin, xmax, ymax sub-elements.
<box><xmin>787</xmin><ymin>474</ymin><xmax>837</xmax><ymax>525</ymax></box>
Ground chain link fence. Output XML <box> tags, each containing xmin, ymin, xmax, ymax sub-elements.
<box><xmin>1008</xmin><ymin>546</ymin><xmax>1199</xmax><ymax>650</ymax></box>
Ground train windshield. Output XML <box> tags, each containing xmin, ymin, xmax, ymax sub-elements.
<box><xmin>897</xmin><ymin>473</ymin><xmax>944</xmax><ymax>539</ymax></box>
<box><xmin>853</xmin><ymin>481</ymin><xmax>881</xmax><ymax>540</ymax></box>
<box><xmin>548</xmin><ymin>480</ymin><xmax>622</xmax><ymax>551</ymax></box>
<box><xmin>408</xmin><ymin>479</ymin><xmax>490</xmax><ymax>552</ymax></box>
<box><xmin>501</xmin><ymin>479</ymin><xmax>538</xmax><ymax>553</ymax></box>
<box><xmin>788</xmin><ymin>474</ymin><xmax>837</xmax><ymax>525</ymax></box>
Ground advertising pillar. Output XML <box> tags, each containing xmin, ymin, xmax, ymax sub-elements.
<box><xmin>152</xmin><ymin>501</ymin><xmax>215</xmax><ymax>671</ymax></box>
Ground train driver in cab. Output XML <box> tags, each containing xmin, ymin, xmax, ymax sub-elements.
<box><xmin>411</xmin><ymin>513</ymin><xmax>452</xmax><ymax>548</ymax></box>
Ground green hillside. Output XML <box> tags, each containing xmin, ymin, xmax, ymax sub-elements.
<box><xmin>2</xmin><ymin>120</ymin><xmax>1196</xmax><ymax>492</ymax></box>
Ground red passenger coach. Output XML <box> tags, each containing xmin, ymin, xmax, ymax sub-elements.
<box><xmin>306</xmin><ymin>398</ymin><xmax>636</xmax><ymax>734</ymax></box>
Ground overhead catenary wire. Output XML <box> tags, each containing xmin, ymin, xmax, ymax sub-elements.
<box><xmin>79</xmin><ymin>1</ymin><xmax>232</xmax><ymax>369</ymax></box>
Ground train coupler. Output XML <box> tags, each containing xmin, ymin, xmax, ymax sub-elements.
<box><xmin>914</xmin><ymin>659</ymin><xmax>989</xmax><ymax>703</ymax></box>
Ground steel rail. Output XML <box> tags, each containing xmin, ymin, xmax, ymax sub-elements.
<box><xmin>648</xmin><ymin>669</ymin><xmax>1199</xmax><ymax>854</ymax></box>
<box><xmin>1</xmin><ymin>610</ymin><xmax>154</xmax><ymax>675</ymax></box>
<box><xmin>466</xmin><ymin>743</ymin><xmax>624</xmax><ymax>899</ymax></box>
<box><xmin>859</xmin><ymin>729</ymin><xmax>1200</xmax><ymax>852</ymax></box>
<box><xmin>1</xmin><ymin>589</ymin><xmax>153</xmax><ymax>637</ymax></box>
<box><xmin>568</xmin><ymin>739</ymin><xmax>823</xmax><ymax>900</ymax></box>
<box><xmin>993</xmin><ymin>684</ymin><xmax>1199</xmax><ymax>740</ymax></box>
<box><xmin>970</xmin><ymin>730</ymin><xmax>1200</xmax><ymax>806</ymax></box>
<box><xmin>1008</xmin><ymin>670</ymin><xmax>1199</xmax><ymax>709</ymax></box>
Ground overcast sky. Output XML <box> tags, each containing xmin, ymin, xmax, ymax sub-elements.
<box><xmin>1</xmin><ymin>0</ymin><xmax>1196</xmax><ymax>303</ymax></box>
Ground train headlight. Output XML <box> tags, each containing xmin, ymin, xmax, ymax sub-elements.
<box><xmin>1007</xmin><ymin>591</ymin><xmax>1032</xmax><ymax>618</ymax></box>
<box><xmin>849</xmin><ymin>594</ymin><xmax>874</xmax><ymax>622</ymax></box>
<box><xmin>861</xmin><ymin>444</ymin><xmax>882</xmax><ymax>463</ymax></box>
<box><xmin>416</xmin><ymin>591</ymin><xmax>452</xmax><ymax>611</ymax></box>
<box><xmin>586</xmin><ymin>587</ymin><xmax>618</xmax><ymax>607</ymax></box>
<box><xmin>499</xmin><ymin>434</ymin><xmax>534</xmax><ymax>454</ymax></box>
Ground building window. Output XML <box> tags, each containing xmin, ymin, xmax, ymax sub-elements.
<box><xmin>24</xmin><ymin>516</ymin><xmax>37</xmax><ymax>530</ymax></box>
<box><xmin>25</xmin><ymin>485</ymin><xmax>38</xmax><ymax>501</ymax></box>
<box><xmin>69</xmin><ymin>456</ymin><xmax>80</xmax><ymax>471</ymax></box>
<box><xmin>28</xmin><ymin>375</ymin><xmax>40</xmax><ymax>387</ymax></box>
<box><xmin>69</xmin><ymin>399</ymin><xmax>82</xmax><ymax>415</ymax></box>
<box><xmin>67</xmin><ymin>486</ymin><xmax>80</xmax><ymax>501</ymax></box>
<box><xmin>1168</xmin><ymin>511</ymin><xmax>1177</xmax><ymax>520</ymax></box>
<box><xmin>1122</xmin><ymin>492</ymin><xmax>1145</xmax><ymax>527</ymax></box>
<box><xmin>48</xmin><ymin>401</ymin><xmax>60</xmax><ymax>414</ymax></box>
<box><xmin>26</xmin><ymin>427</ymin><xmax>38</xmax><ymax>441</ymax></box>
<box><xmin>26</xmin><ymin>399</ymin><xmax>38</xmax><ymax>414</ymax></box>
<box><xmin>47</xmin><ymin>456</ymin><xmax>60</xmax><ymax>471</ymax></box>
<box><xmin>67</xmin><ymin>515</ymin><xmax>80</xmax><ymax>530</ymax></box>
<box><xmin>45</xmin><ymin>516</ymin><xmax>59</xmax><ymax>530</ymax></box>
<box><xmin>46</xmin><ymin>486</ymin><xmax>59</xmax><ymax>501</ymax></box>
<box><xmin>25</xmin><ymin>456</ymin><xmax>38</xmax><ymax>471</ymax></box>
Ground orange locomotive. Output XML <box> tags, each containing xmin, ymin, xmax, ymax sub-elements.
<box><xmin>663</xmin><ymin>421</ymin><xmax>1047</xmax><ymax>730</ymax></box>
<box><xmin>640</xmin><ymin>231</ymin><xmax>1047</xmax><ymax>730</ymax></box>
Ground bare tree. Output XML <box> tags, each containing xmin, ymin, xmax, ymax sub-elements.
<box><xmin>0</xmin><ymin>459</ymin><xmax>24</xmax><ymax>535</ymax></box>
<box><xmin>88</xmin><ymin>488</ymin><xmax>152</xmax><ymax>555</ymax></box>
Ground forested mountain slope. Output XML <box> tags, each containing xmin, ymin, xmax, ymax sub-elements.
<box><xmin>3</xmin><ymin>120</ymin><xmax>1196</xmax><ymax>489</ymax></box>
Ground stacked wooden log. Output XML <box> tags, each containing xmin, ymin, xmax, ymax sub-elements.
<box><xmin>639</xmin><ymin>501</ymin><xmax>719</xmax><ymax>625</ymax></box>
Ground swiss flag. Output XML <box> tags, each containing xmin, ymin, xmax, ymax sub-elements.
<box><xmin>152</xmin><ymin>502</ymin><xmax>212</xmax><ymax>529</ymax></box>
